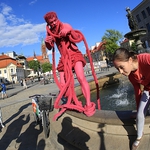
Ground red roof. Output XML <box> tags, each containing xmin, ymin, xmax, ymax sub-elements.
<box><xmin>0</xmin><ymin>54</ymin><xmax>13</xmax><ymax>60</ymax></box>
<box><xmin>26</xmin><ymin>56</ymin><xmax>43</xmax><ymax>62</ymax></box>
<box><xmin>0</xmin><ymin>55</ymin><xmax>23</xmax><ymax>68</ymax></box>
<box><xmin>87</xmin><ymin>41</ymin><xmax>106</xmax><ymax>54</ymax></box>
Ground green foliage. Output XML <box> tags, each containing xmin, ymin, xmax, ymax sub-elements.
<box><xmin>102</xmin><ymin>29</ymin><xmax>123</xmax><ymax>55</ymax></box>
<box><xmin>28</xmin><ymin>60</ymin><xmax>40</xmax><ymax>72</ymax></box>
<box><xmin>130</xmin><ymin>42</ymin><xmax>137</xmax><ymax>52</ymax></box>
<box><xmin>41</xmin><ymin>62</ymin><xmax>52</xmax><ymax>73</ymax></box>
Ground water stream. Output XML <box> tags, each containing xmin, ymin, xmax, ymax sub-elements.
<box><xmin>79</xmin><ymin>76</ymin><xmax>136</xmax><ymax>111</ymax></box>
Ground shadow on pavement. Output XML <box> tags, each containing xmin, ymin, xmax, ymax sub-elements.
<box><xmin>0</xmin><ymin>104</ymin><xmax>46</xmax><ymax>150</ymax></box>
<box><xmin>3</xmin><ymin>103</ymin><xmax>31</xmax><ymax>125</ymax></box>
<box><xmin>15</xmin><ymin>122</ymin><xmax>44</xmax><ymax>150</ymax></box>
<box><xmin>0</xmin><ymin>114</ymin><xmax>30</xmax><ymax>150</ymax></box>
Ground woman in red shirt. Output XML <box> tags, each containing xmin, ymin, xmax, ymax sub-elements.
<box><xmin>113</xmin><ymin>48</ymin><xmax>150</xmax><ymax>149</ymax></box>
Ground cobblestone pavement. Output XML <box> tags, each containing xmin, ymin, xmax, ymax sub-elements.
<box><xmin>0</xmin><ymin>67</ymin><xmax>118</xmax><ymax>150</ymax></box>
<box><xmin>0</xmin><ymin>82</ymin><xmax>59</xmax><ymax>150</ymax></box>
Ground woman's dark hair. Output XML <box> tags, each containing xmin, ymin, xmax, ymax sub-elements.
<box><xmin>112</xmin><ymin>47</ymin><xmax>137</xmax><ymax>62</ymax></box>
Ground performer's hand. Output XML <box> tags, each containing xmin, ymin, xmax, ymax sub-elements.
<box><xmin>59</xmin><ymin>29</ymin><xmax>70</xmax><ymax>37</ymax></box>
<box><xmin>45</xmin><ymin>36</ymin><xmax>54</xmax><ymax>45</ymax></box>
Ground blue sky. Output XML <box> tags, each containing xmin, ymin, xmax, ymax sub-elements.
<box><xmin>0</xmin><ymin>0</ymin><xmax>142</xmax><ymax>64</ymax></box>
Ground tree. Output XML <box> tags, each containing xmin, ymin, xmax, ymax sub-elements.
<box><xmin>130</xmin><ymin>42</ymin><xmax>138</xmax><ymax>52</ymax></box>
<box><xmin>28</xmin><ymin>60</ymin><xmax>40</xmax><ymax>72</ymax></box>
<box><xmin>102</xmin><ymin>29</ymin><xmax>123</xmax><ymax>59</ymax></box>
<box><xmin>28</xmin><ymin>60</ymin><xmax>41</xmax><ymax>81</ymax></box>
<box><xmin>41</xmin><ymin>62</ymin><xmax>52</xmax><ymax>73</ymax></box>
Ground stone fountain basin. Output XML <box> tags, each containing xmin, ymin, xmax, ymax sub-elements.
<box><xmin>50</xmin><ymin>72</ymin><xmax>150</xmax><ymax>150</ymax></box>
<box><xmin>124</xmin><ymin>28</ymin><xmax>147</xmax><ymax>40</ymax></box>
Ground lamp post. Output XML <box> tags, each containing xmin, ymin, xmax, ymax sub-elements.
<box><xmin>33</xmin><ymin>58</ymin><xmax>40</xmax><ymax>81</ymax></box>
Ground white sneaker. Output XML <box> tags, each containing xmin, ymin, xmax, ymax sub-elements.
<box><xmin>0</xmin><ymin>123</ymin><xmax>4</xmax><ymax>128</ymax></box>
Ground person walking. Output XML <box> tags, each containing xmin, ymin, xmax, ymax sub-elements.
<box><xmin>1</xmin><ymin>82</ymin><xmax>8</xmax><ymax>99</ymax></box>
<box><xmin>20</xmin><ymin>79</ymin><xmax>23</xmax><ymax>86</ymax></box>
<box><xmin>113</xmin><ymin>47</ymin><xmax>150</xmax><ymax>150</ymax></box>
<box><xmin>105</xmin><ymin>58</ymin><xmax>109</xmax><ymax>71</ymax></box>
<box><xmin>23</xmin><ymin>79</ymin><xmax>27</xmax><ymax>89</ymax></box>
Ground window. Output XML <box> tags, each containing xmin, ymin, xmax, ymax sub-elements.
<box><xmin>4</xmin><ymin>70</ymin><xmax>6</xmax><ymax>73</ymax></box>
<box><xmin>136</xmin><ymin>14</ymin><xmax>141</xmax><ymax>22</ymax></box>
<box><xmin>141</xmin><ymin>10</ymin><xmax>147</xmax><ymax>19</ymax></box>
<box><xmin>11</xmin><ymin>69</ymin><xmax>13</xmax><ymax>73</ymax></box>
<box><xmin>146</xmin><ymin>23</ymin><xmax>150</xmax><ymax>32</ymax></box>
<box><xmin>146</xmin><ymin>7</ymin><xmax>150</xmax><ymax>16</ymax></box>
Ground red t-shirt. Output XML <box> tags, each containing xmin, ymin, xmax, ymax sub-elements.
<box><xmin>128</xmin><ymin>53</ymin><xmax>150</xmax><ymax>108</ymax></box>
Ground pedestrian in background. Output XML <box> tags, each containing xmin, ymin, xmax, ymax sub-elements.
<box><xmin>0</xmin><ymin>82</ymin><xmax>8</xmax><ymax>99</ymax></box>
<box><xmin>20</xmin><ymin>79</ymin><xmax>23</xmax><ymax>86</ymax></box>
<box><xmin>105</xmin><ymin>58</ymin><xmax>109</xmax><ymax>71</ymax></box>
<box><xmin>23</xmin><ymin>79</ymin><xmax>27</xmax><ymax>89</ymax></box>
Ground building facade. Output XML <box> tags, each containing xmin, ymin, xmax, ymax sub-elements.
<box><xmin>0</xmin><ymin>39</ymin><xmax>50</xmax><ymax>82</ymax></box>
<box><xmin>0</xmin><ymin>54</ymin><xmax>24</xmax><ymax>83</ymax></box>
<box><xmin>83</xmin><ymin>41</ymin><xmax>106</xmax><ymax>63</ymax></box>
<box><xmin>132</xmin><ymin>0</ymin><xmax>150</xmax><ymax>48</ymax></box>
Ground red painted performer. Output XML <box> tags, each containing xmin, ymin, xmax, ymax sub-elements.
<box><xmin>44</xmin><ymin>12</ymin><xmax>98</xmax><ymax>120</ymax></box>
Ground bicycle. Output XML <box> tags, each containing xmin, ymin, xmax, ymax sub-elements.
<box><xmin>29</xmin><ymin>94</ymin><xmax>56</xmax><ymax>138</ymax></box>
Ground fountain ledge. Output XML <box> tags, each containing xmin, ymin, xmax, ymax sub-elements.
<box><xmin>50</xmin><ymin>72</ymin><xmax>150</xmax><ymax>150</ymax></box>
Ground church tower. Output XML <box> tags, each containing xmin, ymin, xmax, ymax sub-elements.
<box><xmin>41</xmin><ymin>38</ymin><xmax>50</xmax><ymax>63</ymax></box>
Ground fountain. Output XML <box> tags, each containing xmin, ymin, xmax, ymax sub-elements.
<box><xmin>79</xmin><ymin>75</ymin><xmax>136</xmax><ymax>111</ymax></box>
<box><xmin>124</xmin><ymin>7</ymin><xmax>147</xmax><ymax>53</ymax></box>
<box><xmin>49</xmin><ymin>8</ymin><xmax>150</xmax><ymax>150</ymax></box>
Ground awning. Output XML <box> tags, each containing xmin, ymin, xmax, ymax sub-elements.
<box><xmin>27</xmin><ymin>73</ymin><xmax>37</xmax><ymax>77</ymax></box>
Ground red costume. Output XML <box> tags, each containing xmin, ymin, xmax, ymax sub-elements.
<box><xmin>54</xmin><ymin>27</ymin><xmax>86</xmax><ymax>72</ymax></box>
<box><xmin>44</xmin><ymin>12</ymin><xmax>100</xmax><ymax>120</ymax></box>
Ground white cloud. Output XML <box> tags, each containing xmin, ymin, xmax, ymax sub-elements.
<box><xmin>29</xmin><ymin>0</ymin><xmax>37</xmax><ymax>5</ymax></box>
<box><xmin>0</xmin><ymin>3</ymin><xmax>46</xmax><ymax>48</ymax></box>
<box><xmin>47</xmin><ymin>51</ymin><xmax>52</xmax><ymax>55</ymax></box>
<box><xmin>0</xmin><ymin>13</ymin><xmax>7</xmax><ymax>26</ymax></box>
<box><xmin>1</xmin><ymin>3</ymin><xmax>12</xmax><ymax>15</ymax></box>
